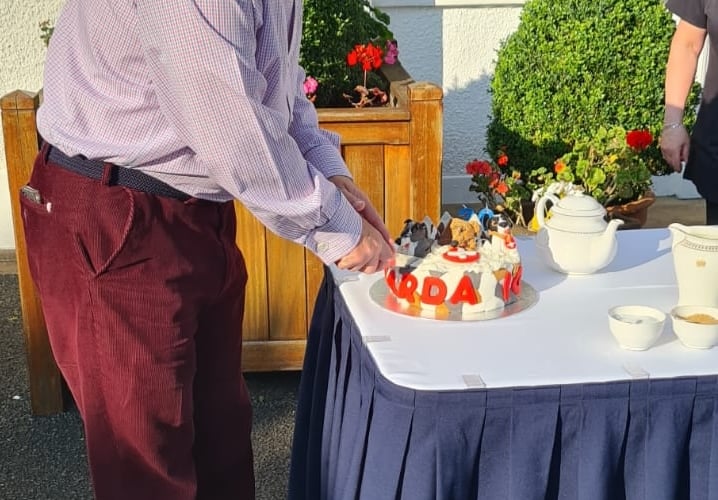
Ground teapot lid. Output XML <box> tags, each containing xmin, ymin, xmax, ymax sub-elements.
<box><xmin>552</xmin><ymin>193</ymin><xmax>606</xmax><ymax>218</ymax></box>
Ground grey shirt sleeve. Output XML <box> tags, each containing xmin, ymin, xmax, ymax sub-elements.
<box><xmin>667</xmin><ymin>0</ymin><xmax>707</xmax><ymax>29</ymax></box>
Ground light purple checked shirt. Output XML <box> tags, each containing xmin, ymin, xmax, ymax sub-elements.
<box><xmin>37</xmin><ymin>0</ymin><xmax>362</xmax><ymax>264</ymax></box>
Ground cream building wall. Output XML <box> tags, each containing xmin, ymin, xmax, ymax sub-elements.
<box><xmin>374</xmin><ymin>1</ymin><xmax>525</xmax><ymax>204</ymax></box>
<box><xmin>0</xmin><ymin>1</ymin><xmax>703</xmax><ymax>251</ymax></box>
<box><xmin>0</xmin><ymin>0</ymin><xmax>64</xmax><ymax>250</ymax></box>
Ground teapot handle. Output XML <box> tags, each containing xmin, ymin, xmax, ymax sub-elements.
<box><xmin>535</xmin><ymin>194</ymin><xmax>560</xmax><ymax>228</ymax></box>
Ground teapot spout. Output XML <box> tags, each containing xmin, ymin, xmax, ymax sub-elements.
<box><xmin>605</xmin><ymin>218</ymin><xmax>624</xmax><ymax>237</ymax></box>
<box><xmin>592</xmin><ymin>218</ymin><xmax>624</xmax><ymax>269</ymax></box>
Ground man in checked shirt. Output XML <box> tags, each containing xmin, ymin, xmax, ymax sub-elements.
<box><xmin>22</xmin><ymin>1</ymin><xmax>394</xmax><ymax>498</ymax></box>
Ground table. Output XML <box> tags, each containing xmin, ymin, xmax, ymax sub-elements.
<box><xmin>288</xmin><ymin>228</ymin><xmax>718</xmax><ymax>500</ymax></box>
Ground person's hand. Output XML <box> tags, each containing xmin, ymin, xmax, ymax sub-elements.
<box><xmin>329</xmin><ymin>175</ymin><xmax>393</xmax><ymax>246</ymax></box>
<box><xmin>335</xmin><ymin>218</ymin><xmax>394</xmax><ymax>274</ymax></box>
<box><xmin>660</xmin><ymin>125</ymin><xmax>691</xmax><ymax>173</ymax></box>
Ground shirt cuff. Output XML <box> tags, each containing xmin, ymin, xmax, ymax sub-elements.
<box><xmin>306</xmin><ymin>188</ymin><xmax>362</xmax><ymax>264</ymax></box>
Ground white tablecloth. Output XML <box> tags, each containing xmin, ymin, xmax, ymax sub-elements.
<box><xmin>333</xmin><ymin>228</ymin><xmax>718</xmax><ymax>391</ymax></box>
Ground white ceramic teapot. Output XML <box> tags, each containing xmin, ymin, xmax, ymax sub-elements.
<box><xmin>534</xmin><ymin>192</ymin><xmax>624</xmax><ymax>274</ymax></box>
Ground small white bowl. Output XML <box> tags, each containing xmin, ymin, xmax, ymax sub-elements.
<box><xmin>608</xmin><ymin>305</ymin><xmax>666</xmax><ymax>351</ymax></box>
<box><xmin>670</xmin><ymin>305</ymin><xmax>718</xmax><ymax>349</ymax></box>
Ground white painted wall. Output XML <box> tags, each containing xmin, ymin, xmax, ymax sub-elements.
<box><xmin>378</xmin><ymin>2</ymin><xmax>522</xmax><ymax>178</ymax></box>
<box><xmin>0</xmin><ymin>1</ymin><xmax>703</xmax><ymax>251</ymax></box>
<box><xmin>0</xmin><ymin>0</ymin><xmax>64</xmax><ymax>251</ymax></box>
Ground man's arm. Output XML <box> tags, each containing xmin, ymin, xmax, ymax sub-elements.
<box><xmin>288</xmin><ymin>67</ymin><xmax>394</xmax><ymax>245</ymax></box>
<box><xmin>133</xmin><ymin>0</ymin><xmax>363</xmax><ymax>264</ymax></box>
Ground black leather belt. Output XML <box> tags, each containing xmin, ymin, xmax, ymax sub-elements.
<box><xmin>47</xmin><ymin>146</ymin><xmax>191</xmax><ymax>201</ymax></box>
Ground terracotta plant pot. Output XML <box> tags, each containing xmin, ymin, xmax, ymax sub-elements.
<box><xmin>605</xmin><ymin>190</ymin><xmax>656</xmax><ymax>229</ymax></box>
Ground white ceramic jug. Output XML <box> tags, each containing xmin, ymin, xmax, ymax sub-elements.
<box><xmin>669</xmin><ymin>223</ymin><xmax>718</xmax><ymax>307</ymax></box>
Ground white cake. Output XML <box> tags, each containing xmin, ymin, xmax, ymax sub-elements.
<box><xmin>385</xmin><ymin>212</ymin><xmax>523</xmax><ymax>319</ymax></box>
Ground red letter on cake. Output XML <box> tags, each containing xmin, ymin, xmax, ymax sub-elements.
<box><xmin>397</xmin><ymin>273</ymin><xmax>418</xmax><ymax>299</ymax></box>
<box><xmin>449</xmin><ymin>275</ymin><xmax>479</xmax><ymax>305</ymax></box>
<box><xmin>386</xmin><ymin>269</ymin><xmax>398</xmax><ymax>295</ymax></box>
<box><xmin>420</xmin><ymin>276</ymin><xmax>448</xmax><ymax>305</ymax></box>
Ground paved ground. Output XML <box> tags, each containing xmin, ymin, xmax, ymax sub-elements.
<box><xmin>0</xmin><ymin>196</ymin><xmax>706</xmax><ymax>499</ymax></box>
<box><xmin>639</xmin><ymin>195</ymin><xmax>705</xmax><ymax>228</ymax></box>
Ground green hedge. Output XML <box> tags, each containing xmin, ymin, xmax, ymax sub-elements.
<box><xmin>486</xmin><ymin>0</ymin><xmax>701</xmax><ymax>175</ymax></box>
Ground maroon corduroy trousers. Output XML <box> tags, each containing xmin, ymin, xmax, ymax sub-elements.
<box><xmin>21</xmin><ymin>147</ymin><xmax>254</xmax><ymax>499</ymax></box>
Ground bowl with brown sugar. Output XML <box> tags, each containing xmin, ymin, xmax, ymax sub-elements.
<box><xmin>670</xmin><ymin>305</ymin><xmax>718</xmax><ymax>349</ymax></box>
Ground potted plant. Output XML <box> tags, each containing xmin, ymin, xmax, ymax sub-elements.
<box><xmin>306</xmin><ymin>39</ymin><xmax>398</xmax><ymax>108</ymax></box>
<box><xmin>300</xmin><ymin>0</ymin><xmax>395</xmax><ymax>108</ymax></box>
<box><xmin>531</xmin><ymin>126</ymin><xmax>659</xmax><ymax>228</ymax></box>
<box><xmin>464</xmin><ymin>152</ymin><xmax>534</xmax><ymax>228</ymax></box>
<box><xmin>466</xmin><ymin>126</ymin><xmax>660</xmax><ymax>230</ymax></box>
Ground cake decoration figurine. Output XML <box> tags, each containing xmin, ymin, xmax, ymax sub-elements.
<box><xmin>395</xmin><ymin>218</ymin><xmax>436</xmax><ymax>258</ymax></box>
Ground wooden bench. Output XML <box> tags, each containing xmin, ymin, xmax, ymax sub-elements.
<box><xmin>1</xmin><ymin>65</ymin><xmax>443</xmax><ymax>415</ymax></box>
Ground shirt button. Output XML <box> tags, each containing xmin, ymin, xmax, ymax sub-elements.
<box><xmin>317</xmin><ymin>243</ymin><xmax>328</xmax><ymax>253</ymax></box>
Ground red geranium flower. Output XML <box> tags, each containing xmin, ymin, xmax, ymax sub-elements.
<box><xmin>464</xmin><ymin>151</ymin><xmax>527</xmax><ymax>226</ymax></box>
<box><xmin>347</xmin><ymin>51</ymin><xmax>358</xmax><ymax>67</ymax></box>
<box><xmin>465</xmin><ymin>159</ymin><xmax>493</xmax><ymax>176</ymax></box>
<box><xmin>347</xmin><ymin>43</ymin><xmax>384</xmax><ymax>72</ymax></box>
<box><xmin>626</xmin><ymin>129</ymin><xmax>653</xmax><ymax>151</ymax></box>
<box><xmin>495</xmin><ymin>181</ymin><xmax>509</xmax><ymax>195</ymax></box>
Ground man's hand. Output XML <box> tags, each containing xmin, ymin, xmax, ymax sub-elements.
<box><xmin>335</xmin><ymin>218</ymin><xmax>394</xmax><ymax>274</ymax></box>
<box><xmin>329</xmin><ymin>175</ymin><xmax>393</xmax><ymax>246</ymax></box>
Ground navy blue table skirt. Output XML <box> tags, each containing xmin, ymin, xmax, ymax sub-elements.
<box><xmin>288</xmin><ymin>270</ymin><xmax>718</xmax><ymax>500</ymax></box>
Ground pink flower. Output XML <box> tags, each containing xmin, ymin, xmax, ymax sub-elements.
<box><xmin>303</xmin><ymin>76</ymin><xmax>318</xmax><ymax>96</ymax></box>
<box><xmin>384</xmin><ymin>41</ymin><xmax>399</xmax><ymax>65</ymax></box>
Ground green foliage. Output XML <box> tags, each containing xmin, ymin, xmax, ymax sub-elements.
<box><xmin>39</xmin><ymin>20</ymin><xmax>54</xmax><ymax>47</ymax></box>
<box><xmin>300</xmin><ymin>0</ymin><xmax>393</xmax><ymax>107</ymax></box>
<box><xmin>554</xmin><ymin>126</ymin><xmax>655</xmax><ymax>206</ymax></box>
<box><xmin>487</xmin><ymin>0</ymin><xmax>701</xmax><ymax>176</ymax></box>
